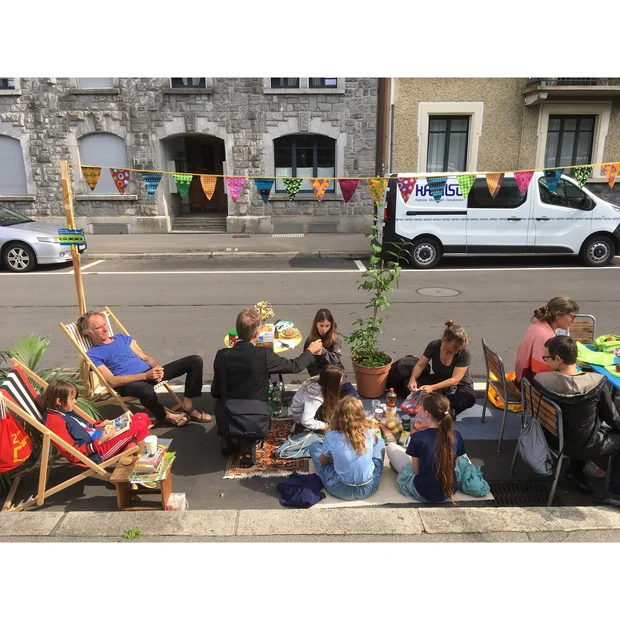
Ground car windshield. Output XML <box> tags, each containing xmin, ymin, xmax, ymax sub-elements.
<box><xmin>0</xmin><ymin>206</ymin><xmax>33</xmax><ymax>226</ymax></box>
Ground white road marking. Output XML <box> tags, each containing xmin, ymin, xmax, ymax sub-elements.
<box><xmin>354</xmin><ymin>260</ymin><xmax>367</xmax><ymax>272</ymax></box>
<box><xmin>81</xmin><ymin>260</ymin><xmax>105</xmax><ymax>270</ymax></box>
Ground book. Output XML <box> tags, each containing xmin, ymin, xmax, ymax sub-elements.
<box><xmin>129</xmin><ymin>452</ymin><xmax>176</xmax><ymax>484</ymax></box>
<box><xmin>101</xmin><ymin>411</ymin><xmax>132</xmax><ymax>440</ymax></box>
<box><xmin>134</xmin><ymin>438</ymin><xmax>172</xmax><ymax>472</ymax></box>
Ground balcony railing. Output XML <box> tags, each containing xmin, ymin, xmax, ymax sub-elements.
<box><xmin>527</xmin><ymin>78</ymin><xmax>620</xmax><ymax>87</ymax></box>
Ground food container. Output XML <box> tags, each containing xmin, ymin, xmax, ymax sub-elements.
<box><xmin>401</xmin><ymin>414</ymin><xmax>411</xmax><ymax>431</ymax></box>
<box><xmin>257</xmin><ymin>324</ymin><xmax>275</xmax><ymax>348</ymax></box>
<box><xmin>228</xmin><ymin>330</ymin><xmax>238</xmax><ymax>345</ymax></box>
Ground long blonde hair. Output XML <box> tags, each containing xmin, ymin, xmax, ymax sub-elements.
<box><xmin>328</xmin><ymin>396</ymin><xmax>370</xmax><ymax>456</ymax></box>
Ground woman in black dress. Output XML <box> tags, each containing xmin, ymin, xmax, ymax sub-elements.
<box><xmin>407</xmin><ymin>320</ymin><xmax>476</xmax><ymax>419</ymax></box>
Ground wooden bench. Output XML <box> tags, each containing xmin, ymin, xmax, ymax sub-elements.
<box><xmin>110</xmin><ymin>454</ymin><xmax>173</xmax><ymax>511</ymax></box>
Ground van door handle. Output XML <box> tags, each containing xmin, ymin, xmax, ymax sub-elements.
<box><xmin>536</xmin><ymin>216</ymin><xmax>550</xmax><ymax>221</ymax></box>
<box><xmin>507</xmin><ymin>217</ymin><xmax>522</xmax><ymax>221</ymax></box>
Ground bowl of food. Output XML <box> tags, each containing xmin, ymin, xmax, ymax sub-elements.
<box><xmin>281</xmin><ymin>326</ymin><xmax>300</xmax><ymax>339</ymax></box>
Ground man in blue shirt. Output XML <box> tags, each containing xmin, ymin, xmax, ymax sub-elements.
<box><xmin>78</xmin><ymin>311</ymin><xmax>210</xmax><ymax>427</ymax></box>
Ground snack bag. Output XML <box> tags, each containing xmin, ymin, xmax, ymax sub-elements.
<box><xmin>398</xmin><ymin>430</ymin><xmax>410</xmax><ymax>447</ymax></box>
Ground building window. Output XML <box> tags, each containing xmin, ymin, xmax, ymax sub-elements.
<box><xmin>539</xmin><ymin>177</ymin><xmax>591</xmax><ymax>210</ymax></box>
<box><xmin>78</xmin><ymin>133</ymin><xmax>128</xmax><ymax>195</ymax></box>
<box><xmin>544</xmin><ymin>115</ymin><xmax>595</xmax><ymax>170</ymax></box>
<box><xmin>0</xmin><ymin>78</ymin><xmax>16</xmax><ymax>90</ymax></box>
<box><xmin>270</xmin><ymin>78</ymin><xmax>300</xmax><ymax>89</ymax></box>
<box><xmin>0</xmin><ymin>136</ymin><xmax>28</xmax><ymax>195</ymax></box>
<box><xmin>310</xmin><ymin>78</ymin><xmax>337</xmax><ymax>88</ymax></box>
<box><xmin>171</xmin><ymin>78</ymin><xmax>206</xmax><ymax>88</ymax></box>
<box><xmin>77</xmin><ymin>78</ymin><xmax>114</xmax><ymax>88</ymax></box>
<box><xmin>427</xmin><ymin>116</ymin><xmax>469</xmax><ymax>173</ymax></box>
<box><xmin>274</xmin><ymin>134</ymin><xmax>336</xmax><ymax>193</ymax></box>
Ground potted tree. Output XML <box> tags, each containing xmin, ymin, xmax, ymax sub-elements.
<box><xmin>345</xmin><ymin>230</ymin><xmax>405</xmax><ymax>398</ymax></box>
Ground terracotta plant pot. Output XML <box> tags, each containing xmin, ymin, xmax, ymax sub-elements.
<box><xmin>352</xmin><ymin>356</ymin><xmax>392</xmax><ymax>399</ymax></box>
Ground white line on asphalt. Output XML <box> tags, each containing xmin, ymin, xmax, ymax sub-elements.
<box><xmin>354</xmin><ymin>260</ymin><xmax>367</xmax><ymax>272</ymax></box>
<box><xmin>81</xmin><ymin>260</ymin><xmax>105</xmax><ymax>270</ymax></box>
<box><xmin>0</xmin><ymin>269</ymin><xmax>361</xmax><ymax>276</ymax></box>
<box><xmin>402</xmin><ymin>265</ymin><xmax>620</xmax><ymax>273</ymax></box>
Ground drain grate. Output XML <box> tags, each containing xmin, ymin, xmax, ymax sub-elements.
<box><xmin>490</xmin><ymin>481</ymin><xmax>562</xmax><ymax>507</ymax></box>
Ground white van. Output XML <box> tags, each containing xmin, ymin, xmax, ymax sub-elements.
<box><xmin>378</xmin><ymin>171</ymin><xmax>620</xmax><ymax>268</ymax></box>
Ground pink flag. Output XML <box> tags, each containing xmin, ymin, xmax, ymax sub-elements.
<box><xmin>514</xmin><ymin>171</ymin><xmax>534</xmax><ymax>197</ymax></box>
<box><xmin>225</xmin><ymin>177</ymin><xmax>245</xmax><ymax>203</ymax></box>
<box><xmin>338</xmin><ymin>179</ymin><xmax>359</xmax><ymax>203</ymax></box>
<box><xmin>397</xmin><ymin>177</ymin><xmax>417</xmax><ymax>203</ymax></box>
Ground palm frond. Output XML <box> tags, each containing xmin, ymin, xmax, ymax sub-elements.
<box><xmin>6</xmin><ymin>333</ymin><xmax>51</xmax><ymax>371</ymax></box>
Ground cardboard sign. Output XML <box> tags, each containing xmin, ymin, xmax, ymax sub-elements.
<box><xmin>58</xmin><ymin>228</ymin><xmax>85</xmax><ymax>246</ymax></box>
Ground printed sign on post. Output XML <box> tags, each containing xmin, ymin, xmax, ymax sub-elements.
<box><xmin>58</xmin><ymin>228</ymin><xmax>85</xmax><ymax>246</ymax></box>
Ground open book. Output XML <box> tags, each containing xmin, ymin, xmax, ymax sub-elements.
<box><xmin>101</xmin><ymin>411</ymin><xmax>132</xmax><ymax>440</ymax></box>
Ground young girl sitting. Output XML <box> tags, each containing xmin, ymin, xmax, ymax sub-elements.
<box><xmin>42</xmin><ymin>380</ymin><xmax>150</xmax><ymax>464</ymax></box>
<box><xmin>309</xmin><ymin>396</ymin><xmax>385</xmax><ymax>500</ymax></box>
<box><xmin>386</xmin><ymin>392</ymin><xmax>465</xmax><ymax>503</ymax></box>
<box><xmin>303</xmin><ymin>308</ymin><xmax>359</xmax><ymax>398</ymax></box>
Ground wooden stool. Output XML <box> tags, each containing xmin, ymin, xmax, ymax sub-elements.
<box><xmin>110</xmin><ymin>455</ymin><xmax>173</xmax><ymax>511</ymax></box>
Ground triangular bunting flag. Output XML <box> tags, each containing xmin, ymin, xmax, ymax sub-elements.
<box><xmin>110</xmin><ymin>168</ymin><xmax>130</xmax><ymax>195</ymax></box>
<box><xmin>544</xmin><ymin>169</ymin><xmax>562</xmax><ymax>192</ymax></box>
<box><xmin>200</xmin><ymin>175</ymin><xmax>217</xmax><ymax>201</ymax></box>
<box><xmin>397</xmin><ymin>177</ymin><xmax>417</xmax><ymax>203</ymax></box>
<box><xmin>82</xmin><ymin>167</ymin><xmax>101</xmax><ymax>192</ymax></box>
<box><xmin>141</xmin><ymin>172</ymin><xmax>162</xmax><ymax>199</ymax></box>
<box><xmin>486</xmin><ymin>172</ymin><xmax>504</xmax><ymax>199</ymax></box>
<box><xmin>574</xmin><ymin>166</ymin><xmax>592</xmax><ymax>189</ymax></box>
<box><xmin>367</xmin><ymin>178</ymin><xmax>387</xmax><ymax>206</ymax></box>
<box><xmin>254</xmin><ymin>178</ymin><xmax>275</xmax><ymax>203</ymax></box>
<box><xmin>282</xmin><ymin>178</ymin><xmax>303</xmax><ymax>201</ymax></box>
<box><xmin>427</xmin><ymin>176</ymin><xmax>448</xmax><ymax>203</ymax></box>
<box><xmin>457</xmin><ymin>174</ymin><xmax>476</xmax><ymax>200</ymax></box>
<box><xmin>173</xmin><ymin>173</ymin><xmax>193</xmax><ymax>199</ymax></box>
<box><xmin>602</xmin><ymin>163</ymin><xmax>620</xmax><ymax>189</ymax></box>
<box><xmin>312</xmin><ymin>178</ymin><xmax>329</xmax><ymax>202</ymax></box>
<box><xmin>338</xmin><ymin>179</ymin><xmax>359</xmax><ymax>203</ymax></box>
<box><xmin>514</xmin><ymin>171</ymin><xmax>534</xmax><ymax>197</ymax></box>
<box><xmin>225</xmin><ymin>177</ymin><xmax>245</xmax><ymax>203</ymax></box>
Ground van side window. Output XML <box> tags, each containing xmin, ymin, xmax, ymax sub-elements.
<box><xmin>467</xmin><ymin>178</ymin><xmax>527</xmax><ymax>209</ymax></box>
<box><xmin>538</xmin><ymin>179</ymin><xmax>591</xmax><ymax>210</ymax></box>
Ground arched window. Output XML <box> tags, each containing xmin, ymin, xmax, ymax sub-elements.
<box><xmin>274</xmin><ymin>134</ymin><xmax>336</xmax><ymax>193</ymax></box>
<box><xmin>0</xmin><ymin>135</ymin><xmax>28</xmax><ymax>195</ymax></box>
<box><xmin>79</xmin><ymin>133</ymin><xmax>128</xmax><ymax>194</ymax></box>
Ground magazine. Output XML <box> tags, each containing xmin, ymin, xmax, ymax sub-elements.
<box><xmin>101</xmin><ymin>411</ymin><xmax>132</xmax><ymax>440</ymax></box>
<box><xmin>134</xmin><ymin>438</ymin><xmax>172</xmax><ymax>472</ymax></box>
<box><xmin>129</xmin><ymin>452</ymin><xmax>175</xmax><ymax>484</ymax></box>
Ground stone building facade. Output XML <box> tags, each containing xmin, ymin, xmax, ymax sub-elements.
<box><xmin>0</xmin><ymin>78</ymin><xmax>379</xmax><ymax>233</ymax></box>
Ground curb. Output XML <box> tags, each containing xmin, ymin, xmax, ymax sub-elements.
<box><xmin>87</xmin><ymin>251</ymin><xmax>371</xmax><ymax>260</ymax></box>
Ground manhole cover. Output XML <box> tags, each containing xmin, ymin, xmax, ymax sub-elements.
<box><xmin>416</xmin><ymin>287</ymin><xmax>460</xmax><ymax>297</ymax></box>
<box><xmin>490</xmin><ymin>481</ymin><xmax>562</xmax><ymax>507</ymax></box>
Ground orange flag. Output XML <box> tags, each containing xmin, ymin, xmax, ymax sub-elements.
<box><xmin>486</xmin><ymin>173</ymin><xmax>504</xmax><ymax>199</ymax></box>
<box><xmin>602</xmin><ymin>163</ymin><xmax>620</xmax><ymax>188</ymax></box>
<box><xmin>312</xmin><ymin>178</ymin><xmax>329</xmax><ymax>202</ymax></box>
<box><xmin>367</xmin><ymin>178</ymin><xmax>387</xmax><ymax>205</ymax></box>
<box><xmin>201</xmin><ymin>175</ymin><xmax>217</xmax><ymax>200</ymax></box>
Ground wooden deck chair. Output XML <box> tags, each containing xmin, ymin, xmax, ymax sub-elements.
<box><xmin>0</xmin><ymin>359</ymin><xmax>139</xmax><ymax>512</ymax></box>
<box><xmin>569</xmin><ymin>313</ymin><xmax>596</xmax><ymax>345</ymax></box>
<box><xmin>59</xmin><ymin>306</ymin><xmax>184</xmax><ymax>413</ymax></box>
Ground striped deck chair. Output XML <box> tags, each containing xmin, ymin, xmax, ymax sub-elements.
<box><xmin>0</xmin><ymin>359</ymin><xmax>139</xmax><ymax>512</ymax></box>
<box><xmin>60</xmin><ymin>306</ymin><xmax>184</xmax><ymax>413</ymax></box>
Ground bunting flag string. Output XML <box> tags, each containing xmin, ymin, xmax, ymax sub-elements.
<box><xmin>602</xmin><ymin>163</ymin><xmax>620</xmax><ymax>189</ymax></box>
<box><xmin>574</xmin><ymin>166</ymin><xmax>593</xmax><ymax>189</ymax></box>
<box><xmin>225</xmin><ymin>177</ymin><xmax>245</xmax><ymax>203</ymax></box>
<box><xmin>282</xmin><ymin>178</ymin><xmax>303</xmax><ymax>201</ymax></box>
<box><xmin>514</xmin><ymin>171</ymin><xmax>534</xmax><ymax>197</ymax></box>
<box><xmin>427</xmin><ymin>177</ymin><xmax>448</xmax><ymax>203</ymax></box>
<box><xmin>83</xmin><ymin>167</ymin><xmax>101</xmax><ymax>192</ymax></box>
<box><xmin>141</xmin><ymin>172</ymin><xmax>163</xmax><ymax>199</ymax></box>
<box><xmin>254</xmin><ymin>178</ymin><xmax>275</xmax><ymax>203</ymax></box>
<box><xmin>486</xmin><ymin>172</ymin><xmax>504</xmax><ymax>199</ymax></box>
<box><xmin>338</xmin><ymin>179</ymin><xmax>358</xmax><ymax>203</ymax></box>
<box><xmin>110</xmin><ymin>168</ymin><xmax>130</xmax><ymax>195</ymax></box>
<box><xmin>173</xmin><ymin>173</ymin><xmax>193</xmax><ymax>199</ymax></box>
<box><xmin>456</xmin><ymin>174</ymin><xmax>476</xmax><ymax>200</ymax></box>
<box><xmin>397</xmin><ymin>177</ymin><xmax>417</xmax><ymax>203</ymax></box>
<box><xmin>312</xmin><ymin>178</ymin><xmax>329</xmax><ymax>202</ymax></box>
<box><xmin>544</xmin><ymin>169</ymin><xmax>563</xmax><ymax>192</ymax></box>
<box><xmin>367</xmin><ymin>178</ymin><xmax>387</xmax><ymax>205</ymax></box>
<box><xmin>200</xmin><ymin>175</ymin><xmax>217</xmax><ymax>201</ymax></box>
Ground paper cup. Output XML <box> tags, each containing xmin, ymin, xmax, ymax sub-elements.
<box><xmin>145</xmin><ymin>435</ymin><xmax>158</xmax><ymax>456</ymax></box>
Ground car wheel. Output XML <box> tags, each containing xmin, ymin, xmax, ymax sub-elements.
<box><xmin>580</xmin><ymin>235</ymin><xmax>614</xmax><ymax>267</ymax></box>
<box><xmin>3</xmin><ymin>242</ymin><xmax>37</xmax><ymax>273</ymax></box>
<box><xmin>410</xmin><ymin>237</ymin><xmax>442</xmax><ymax>269</ymax></box>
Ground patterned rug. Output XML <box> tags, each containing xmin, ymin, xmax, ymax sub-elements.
<box><xmin>223</xmin><ymin>418</ymin><xmax>310</xmax><ymax>479</ymax></box>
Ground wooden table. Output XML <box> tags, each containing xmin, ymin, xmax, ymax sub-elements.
<box><xmin>110</xmin><ymin>455</ymin><xmax>173</xmax><ymax>511</ymax></box>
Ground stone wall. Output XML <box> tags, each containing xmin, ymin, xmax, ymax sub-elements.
<box><xmin>0</xmin><ymin>78</ymin><xmax>379</xmax><ymax>233</ymax></box>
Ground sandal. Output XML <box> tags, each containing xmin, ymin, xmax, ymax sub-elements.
<box><xmin>182</xmin><ymin>406</ymin><xmax>213</xmax><ymax>423</ymax></box>
<box><xmin>164</xmin><ymin>410</ymin><xmax>190</xmax><ymax>427</ymax></box>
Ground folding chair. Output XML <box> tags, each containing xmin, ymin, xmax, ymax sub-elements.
<box><xmin>569</xmin><ymin>313</ymin><xmax>596</xmax><ymax>345</ymax></box>
<box><xmin>60</xmin><ymin>306</ymin><xmax>184</xmax><ymax>413</ymax></box>
<box><xmin>481</xmin><ymin>338</ymin><xmax>522</xmax><ymax>452</ymax></box>
<box><xmin>510</xmin><ymin>378</ymin><xmax>613</xmax><ymax>506</ymax></box>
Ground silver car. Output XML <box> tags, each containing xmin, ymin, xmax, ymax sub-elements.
<box><xmin>0</xmin><ymin>205</ymin><xmax>87</xmax><ymax>272</ymax></box>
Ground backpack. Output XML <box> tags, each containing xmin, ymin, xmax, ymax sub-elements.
<box><xmin>277</xmin><ymin>472</ymin><xmax>325</xmax><ymax>508</ymax></box>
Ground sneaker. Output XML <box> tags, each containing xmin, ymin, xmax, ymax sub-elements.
<box><xmin>583</xmin><ymin>460</ymin><xmax>606</xmax><ymax>478</ymax></box>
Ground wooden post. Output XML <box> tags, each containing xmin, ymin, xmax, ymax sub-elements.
<box><xmin>60</xmin><ymin>161</ymin><xmax>86</xmax><ymax>315</ymax></box>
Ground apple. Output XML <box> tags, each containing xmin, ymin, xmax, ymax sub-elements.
<box><xmin>606</xmin><ymin>336</ymin><xmax>617</xmax><ymax>342</ymax></box>
<box><xmin>387</xmin><ymin>420</ymin><xmax>397</xmax><ymax>430</ymax></box>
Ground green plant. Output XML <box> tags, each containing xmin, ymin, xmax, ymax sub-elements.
<box><xmin>122</xmin><ymin>527</ymin><xmax>142</xmax><ymax>540</ymax></box>
<box><xmin>345</xmin><ymin>228</ymin><xmax>407</xmax><ymax>368</ymax></box>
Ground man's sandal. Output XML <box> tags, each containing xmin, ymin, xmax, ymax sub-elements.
<box><xmin>182</xmin><ymin>406</ymin><xmax>213</xmax><ymax>423</ymax></box>
<box><xmin>164</xmin><ymin>410</ymin><xmax>190</xmax><ymax>427</ymax></box>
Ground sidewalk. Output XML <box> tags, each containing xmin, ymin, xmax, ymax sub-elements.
<box><xmin>86</xmin><ymin>233</ymin><xmax>372</xmax><ymax>260</ymax></box>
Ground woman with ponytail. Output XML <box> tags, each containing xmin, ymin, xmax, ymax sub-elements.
<box><xmin>386</xmin><ymin>392</ymin><xmax>466</xmax><ymax>503</ymax></box>
<box><xmin>514</xmin><ymin>296</ymin><xmax>579</xmax><ymax>389</ymax></box>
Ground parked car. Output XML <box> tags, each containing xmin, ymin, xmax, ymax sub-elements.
<box><xmin>0</xmin><ymin>206</ymin><xmax>87</xmax><ymax>273</ymax></box>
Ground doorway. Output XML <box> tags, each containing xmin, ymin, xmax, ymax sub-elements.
<box><xmin>185</xmin><ymin>136</ymin><xmax>227</xmax><ymax>213</ymax></box>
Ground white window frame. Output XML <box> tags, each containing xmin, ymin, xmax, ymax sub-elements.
<box><xmin>536</xmin><ymin>102</ymin><xmax>611</xmax><ymax>182</ymax></box>
<box><xmin>68</xmin><ymin>77</ymin><xmax>120</xmax><ymax>94</ymax></box>
<box><xmin>417</xmin><ymin>102</ymin><xmax>483</xmax><ymax>173</ymax></box>
<box><xmin>263</xmin><ymin>78</ymin><xmax>345</xmax><ymax>95</ymax></box>
<box><xmin>0</xmin><ymin>78</ymin><xmax>21</xmax><ymax>96</ymax></box>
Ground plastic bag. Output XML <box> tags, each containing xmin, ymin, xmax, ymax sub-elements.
<box><xmin>166</xmin><ymin>493</ymin><xmax>189</xmax><ymax>511</ymax></box>
<box><xmin>593</xmin><ymin>334</ymin><xmax>620</xmax><ymax>353</ymax></box>
<box><xmin>275</xmin><ymin>432</ymin><xmax>322</xmax><ymax>459</ymax></box>
<box><xmin>517</xmin><ymin>417</ymin><xmax>553</xmax><ymax>476</ymax></box>
<box><xmin>400</xmin><ymin>390</ymin><xmax>423</xmax><ymax>415</ymax></box>
<box><xmin>487</xmin><ymin>371</ymin><xmax>522</xmax><ymax>412</ymax></box>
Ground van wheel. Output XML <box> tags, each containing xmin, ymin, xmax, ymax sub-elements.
<box><xmin>580</xmin><ymin>235</ymin><xmax>615</xmax><ymax>267</ymax></box>
<box><xmin>410</xmin><ymin>238</ymin><xmax>442</xmax><ymax>269</ymax></box>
